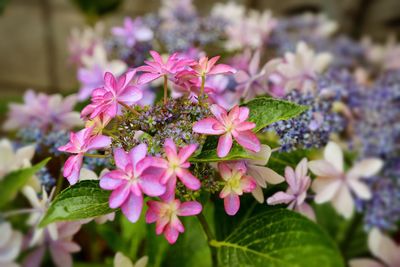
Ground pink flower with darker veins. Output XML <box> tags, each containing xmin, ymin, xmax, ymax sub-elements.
<box><xmin>81</xmin><ymin>69</ymin><xmax>143</xmax><ymax>119</ymax></box>
<box><xmin>137</xmin><ymin>51</ymin><xmax>194</xmax><ymax>84</ymax></box>
<box><xmin>267</xmin><ymin>158</ymin><xmax>315</xmax><ymax>220</ymax></box>
<box><xmin>99</xmin><ymin>144</ymin><xmax>166</xmax><ymax>222</ymax></box>
<box><xmin>146</xmin><ymin>198</ymin><xmax>202</xmax><ymax>244</ymax></box>
<box><xmin>145</xmin><ymin>139</ymin><xmax>200</xmax><ymax>200</ymax></box>
<box><xmin>218</xmin><ymin>161</ymin><xmax>256</xmax><ymax>215</ymax></box>
<box><xmin>193</xmin><ymin>104</ymin><xmax>260</xmax><ymax>158</ymax></box>
<box><xmin>58</xmin><ymin>127</ymin><xmax>111</xmax><ymax>185</ymax></box>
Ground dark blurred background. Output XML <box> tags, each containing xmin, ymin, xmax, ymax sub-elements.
<box><xmin>0</xmin><ymin>0</ymin><xmax>399</xmax><ymax>98</ymax></box>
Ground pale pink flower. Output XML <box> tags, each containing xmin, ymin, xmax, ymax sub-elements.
<box><xmin>58</xmin><ymin>127</ymin><xmax>111</xmax><ymax>185</ymax></box>
<box><xmin>218</xmin><ymin>161</ymin><xmax>256</xmax><ymax>215</ymax></box>
<box><xmin>111</xmin><ymin>17</ymin><xmax>153</xmax><ymax>48</ymax></box>
<box><xmin>146</xmin><ymin>198</ymin><xmax>202</xmax><ymax>244</ymax></box>
<box><xmin>349</xmin><ymin>228</ymin><xmax>400</xmax><ymax>267</ymax></box>
<box><xmin>193</xmin><ymin>104</ymin><xmax>260</xmax><ymax>158</ymax></box>
<box><xmin>245</xmin><ymin>145</ymin><xmax>284</xmax><ymax>203</ymax></box>
<box><xmin>188</xmin><ymin>56</ymin><xmax>236</xmax><ymax>78</ymax></box>
<box><xmin>99</xmin><ymin>144</ymin><xmax>166</xmax><ymax>222</ymax></box>
<box><xmin>267</xmin><ymin>158</ymin><xmax>315</xmax><ymax>220</ymax></box>
<box><xmin>78</xmin><ymin>44</ymin><xmax>127</xmax><ymax>100</ymax></box>
<box><xmin>0</xmin><ymin>222</ymin><xmax>22</xmax><ymax>267</ymax></box>
<box><xmin>144</xmin><ymin>139</ymin><xmax>200</xmax><ymax>200</ymax></box>
<box><xmin>137</xmin><ymin>51</ymin><xmax>194</xmax><ymax>84</ymax></box>
<box><xmin>308</xmin><ymin>141</ymin><xmax>383</xmax><ymax>219</ymax></box>
<box><xmin>268</xmin><ymin>42</ymin><xmax>332</xmax><ymax>95</ymax></box>
<box><xmin>3</xmin><ymin>91</ymin><xmax>82</xmax><ymax>131</ymax></box>
<box><xmin>23</xmin><ymin>221</ymin><xmax>83</xmax><ymax>267</ymax></box>
<box><xmin>81</xmin><ymin>70</ymin><xmax>143</xmax><ymax>119</ymax></box>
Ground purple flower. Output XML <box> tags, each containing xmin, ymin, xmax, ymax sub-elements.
<box><xmin>111</xmin><ymin>17</ymin><xmax>153</xmax><ymax>48</ymax></box>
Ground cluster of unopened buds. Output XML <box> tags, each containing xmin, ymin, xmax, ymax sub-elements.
<box><xmin>58</xmin><ymin>51</ymin><xmax>271</xmax><ymax>243</ymax></box>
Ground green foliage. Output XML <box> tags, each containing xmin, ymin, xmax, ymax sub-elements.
<box><xmin>244</xmin><ymin>97</ymin><xmax>308</xmax><ymax>132</ymax></box>
<box><xmin>0</xmin><ymin>158</ymin><xmax>50</xmax><ymax>208</ymax></box>
<box><xmin>71</xmin><ymin>0</ymin><xmax>123</xmax><ymax>17</ymax></box>
<box><xmin>212</xmin><ymin>209</ymin><xmax>344</xmax><ymax>267</ymax></box>
<box><xmin>40</xmin><ymin>180</ymin><xmax>114</xmax><ymax>226</ymax></box>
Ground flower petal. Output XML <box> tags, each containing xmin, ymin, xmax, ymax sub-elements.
<box><xmin>177</xmin><ymin>201</ymin><xmax>202</xmax><ymax>216</ymax></box>
<box><xmin>324</xmin><ymin>141</ymin><xmax>344</xmax><ymax>172</ymax></box>
<box><xmin>217</xmin><ymin>133</ymin><xmax>233</xmax><ymax>158</ymax></box>
<box><xmin>347</xmin><ymin>159</ymin><xmax>383</xmax><ymax>180</ymax></box>
<box><xmin>193</xmin><ymin>118</ymin><xmax>225</xmax><ymax>135</ymax></box>
<box><xmin>233</xmin><ymin>130</ymin><xmax>260</xmax><ymax>153</ymax></box>
<box><xmin>176</xmin><ymin>169</ymin><xmax>201</xmax><ymax>190</ymax></box>
<box><xmin>267</xmin><ymin>192</ymin><xmax>295</xmax><ymax>205</ymax></box>
<box><xmin>109</xmin><ymin>184</ymin><xmax>130</xmax><ymax>208</ymax></box>
<box><xmin>121</xmin><ymin>193</ymin><xmax>143</xmax><ymax>223</ymax></box>
<box><xmin>224</xmin><ymin>193</ymin><xmax>240</xmax><ymax>216</ymax></box>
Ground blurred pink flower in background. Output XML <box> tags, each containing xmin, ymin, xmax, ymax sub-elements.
<box><xmin>111</xmin><ymin>17</ymin><xmax>153</xmax><ymax>48</ymax></box>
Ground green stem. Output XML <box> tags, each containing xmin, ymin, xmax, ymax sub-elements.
<box><xmin>339</xmin><ymin>213</ymin><xmax>362</xmax><ymax>258</ymax></box>
<box><xmin>119</xmin><ymin>101</ymin><xmax>140</xmax><ymax>116</ymax></box>
<box><xmin>84</xmin><ymin>153</ymin><xmax>109</xmax><ymax>158</ymax></box>
<box><xmin>163</xmin><ymin>75</ymin><xmax>168</xmax><ymax>105</ymax></box>
<box><xmin>200</xmin><ymin>75</ymin><xmax>206</xmax><ymax>98</ymax></box>
<box><xmin>197</xmin><ymin>213</ymin><xmax>218</xmax><ymax>267</ymax></box>
<box><xmin>54</xmin><ymin>171</ymin><xmax>64</xmax><ymax>196</ymax></box>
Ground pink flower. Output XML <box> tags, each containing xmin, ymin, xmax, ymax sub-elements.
<box><xmin>145</xmin><ymin>139</ymin><xmax>200</xmax><ymax>200</ymax></box>
<box><xmin>146</xmin><ymin>198</ymin><xmax>202</xmax><ymax>244</ymax></box>
<box><xmin>267</xmin><ymin>158</ymin><xmax>315</xmax><ymax>220</ymax></box>
<box><xmin>111</xmin><ymin>17</ymin><xmax>153</xmax><ymax>48</ymax></box>
<box><xmin>3</xmin><ymin>91</ymin><xmax>82</xmax><ymax>131</ymax></box>
<box><xmin>81</xmin><ymin>70</ymin><xmax>143</xmax><ymax>119</ymax></box>
<box><xmin>218</xmin><ymin>161</ymin><xmax>256</xmax><ymax>215</ymax></box>
<box><xmin>99</xmin><ymin>144</ymin><xmax>166</xmax><ymax>222</ymax></box>
<box><xmin>187</xmin><ymin>56</ymin><xmax>236</xmax><ymax>78</ymax></box>
<box><xmin>137</xmin><ymin>51</ymin><xmax>194</xmax><ymax>84</ymax></box>
<box><xmin>308</xmin><ymin>142</ymin><xmax>383</xmax><ymax>219</ymax></box>
<box><xmin>193</xmin><ymin>104</ymin><xmax>260</xmax><ymax>158</ymax></box>
<box><xmin>58</xmin><ymin>127</ymin><xmax>111</xmax><ymax>185</ymax></box>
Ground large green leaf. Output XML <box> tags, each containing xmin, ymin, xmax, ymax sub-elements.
<box><xmin>244</xmin><ymin>97</ymin><xmax>308</xmax><ymax>132</ymax></box>
<box><xmin>211</xmin><ymin>209</ymin><xmax>344</xmax><ymax>267</ymax></box>
<box><xmin>0</xmin><ymin>158</ymin><xmax>50</xmax><ymax>208</ymax></box>
<box><xmin>40</xmin><ymin>180</ymin><xmax>114</xmax><ymax>227</ymax></box>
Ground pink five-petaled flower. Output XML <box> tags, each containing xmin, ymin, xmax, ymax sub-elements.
<box><xmin>58</xmin><ymin>127</ymin><xmax>111</xmax><ymax>185</ymax></box>
<box><xmin>308</xmin><ymin>141</ymin><xmax>383</xmax><ymax>219</ymax></box>
<box><xmin>136</xmin><ymin>51</ymin><xmax>194</xmax><ymax>84</ymax></box>
<box><xmin>267</xmin><ymin>158</ymin><xmax>315</xmax><ymax>220</ymax></box>
<box><xmin>81</xmin><ymin>69</ymin><xmax>143</xmax><ymax>119</ymax></box>
<box><xmin>99</xmin><ymin>144</ymin><xmax>166</xmax><ymax>222</ymax></box>
<box><xmin>191</xmin><ymin>56</ymin><xmax>236</xmax><ymax>77</ymax></box>
<box><xmin>146</xmin><ymin>198</ymin><xmax>202</xmax><ymax>244</ymax></box>
<box><xmin>193</xmin><ymin>104</ymin><xmax>261</xmax><ymax>158</ymax></box>
<box><xmin>218</xmin><ymin>161</ymin><xmax>256</xmax><ymax>215</ymax></box>
<box><xmin>146</xmin><ymin>139</ymin><xmax>200</xmax><ymax>200</ymax></box>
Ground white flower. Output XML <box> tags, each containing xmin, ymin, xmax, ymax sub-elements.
<box><xmin>308</xmin><ymin>141</ymin><xmax>383</xmax><ymax>219</ymax></box>
<box><xmin>246</xmin><ymin>145</ymin><xmax>284</xmax><ymax>203</ymax></box>
<box><xmin>0</xmin><ymin>222</ymin><xmax>22</xmax><ymax>267</ymax></box>
<box><xmin>349</xmin><ymin>228</ymin><xmax>400</xmax><ymax>267</ymax></box>
<box><xmin>114</xmin><ymin>252</ymin><xmax>148</xmax><ymax>267</ymax></box>
<box><xmin>273</xmin><ymin>41</ymin><xmax>332</xmax><ymax>94</ymax></box>
<box><xmin>0</xmin><ymin>139</ymin><xmax>35</xmax><ymax>179</ymax></box>
<box><xmin>211</xmin><ymin>2</ymin><xmax>245</xmax><ymax>24</ymax></box>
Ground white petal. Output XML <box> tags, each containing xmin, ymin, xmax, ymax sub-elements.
<box><xmin>247</xmin><ymin>165</ymin><xmax>284</xmax><ymax>187</ymax></box>
<box><xmin>0</xmin><ymin>223</ymin><xmax>12</xmax><ymax>247</ymax></box>
<box><xmin>114</xmin><ymin>252</ymin><xmax>134</xmax><ymax>267</ymax></box>
<box><xmin>16</xmin><ymin>144</ymin><xmax>35</xmax><ymax>162</ymax></box>
<box><xmin>312</xmin><ymin>178</ymin><xmax>341</xmax><ymax>203</ymax></box>
<box><xmin>368</xmin><ymin>228</ymin><xmax>400</xmax><ymax>267</ymax></box>
<box><xmin>22</xmin><ymin>186</ymin><xmax>41</xmax><ymax>209</ymax></box>
<box><xmin>348</xmin><ymin>159</ymin><xmax>383</xmax><ymax>180</ymax></box>
<box><xmin>308</xmin><ymin>160</ymin><xmax>341</xmax><ymax>177</ymax></box>
<box><xmin>0</xmin><ymin>231</ymin><xmax>22</xmax><ymax>262</ymax></box>
<box><xmin>348</xmin><ymin>259</ymin><xmax>384</xmax><ymax>267</ymax></box>
<box><xmin>247</xmin><ymin>144</ymin><xmax>271</xmax><ymax>166</ymax></box>
<box><xmin>324</xmin><ymin>141</ymin><xmax>344</xmax><ymax>172</ymax></box>
<box><xmin>251</xmin><ymin>185</ymin><xmax>264</xmax><ymax>203</ymax></box>
<box><xmin>331</xmin><ymin>185</ymin><xmax>354</xmax><ymax>219</ymax></box>
<box><xmin>348</xmin><ymin>179</ymin><xmax>371</xmax><ymax>200</ymax></box>
<box><xmin>79</xmin><ymin>168</ymin><xmax>98</xmax><ymax>181</ymax></box>
<box><xmin>134</xmin><ymin>256</ymin><xmax>149</xmax><ymax>267</ymax></box>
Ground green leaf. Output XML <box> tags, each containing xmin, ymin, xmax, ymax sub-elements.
<box><xmin>0</xmin><ymin>157</ymin><xmax>50</xmax><ymax>208</ymax></box>
<box><xmin>190</xmin><ymin>136</ymin><xmax>260</xmax><ymax>163</ymax></box>
<box><xmin>211</xmin><ymin>209</ymin><xmax>344</xmax><ymax>267</ymax></box>
<box><xmin>244</xmin><ymin>97</ymin><xmax>308</xmax><ymax>132</ymax></box>
<box><xmin>40</xmin><ymin>180</ymin><xmax>114</xmax><ymax>227</ymax></box>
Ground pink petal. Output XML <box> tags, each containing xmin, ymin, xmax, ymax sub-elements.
<box><xmin>49</xmin><ymin>243</ymin><xmax>73</xmax><ymax>267</ymax></box>
<box><xmin>86</xmin><ymin>135</ymin><xmax>111</xmax><ymax>151</ymax></box>
<box><xmin>109</xmin><ymin>184</ymin><xmax>130</xmax><ymax>208</ymax></box>
<box><xmin>295</xmin><ymin>203</ymin><xmax>316</xmax><ymax>221</ymax></box>
<box><xmin>267</xmin><ymin>191</ymin><xmax>295</xmax><ymax>205</ymax></box>
<box><xmin>104</xmin><ymin>72</ymin><xmax>117</xmax><ymax>91</ymax></box>
<box><xmin>139</xmin><ymin>176</ymin><xmax>166</xmax><ymax>196</ymax></box>
<box><xmin>240</xmin><ymin>175</ymin><xmax>256</xmax><ymax>192</ymax></box>
<box><xmin>224</xmin><ymin>193</ymin><xmax>240</xmax><ymax>216</ymax></box>
<box><xmin>129</xmin><ymin>144</ymin><xmax>148</xmax><ymax>173</ymax></box>
<box><xmin>164</xmin><ymin>224</ymin><xmax>180</xmax><ymax>244</ymax></box>
<box><xmin>63</xmin><ymin>154</ymin><xmax>83</xmax><ymax>185</ymax></box>
<box><xmin>233</xmin><ymin>130</ymin><xmax>260</xmax><ymax>152</ymax></box>
<box><xmin>160</xmin><ymin>177</ymin><xmax>177</xmax><ymax>202</ymax></box>
<box><xmin>218</xmin><ymin>162</ymin><xmax>232</xmax><ymax>181</ymax></box>
<box><xmin>149</xmin><ymin>50</ymin><xmax>163</xmax><ymax>64</ymax></box>
<box><xmin>176</xmin><ymin>169</ymin><xmax>201</xmax><ymax>190</ymax></box>
<box><xmin>210</xmin><ymin>104</ymin><xmax>228</xmax><ymax>122</ymax></box>
<box><xmin>100</xmin><ymin>173</ymin><xmax>125</xmax><ymax>190</ymax></box>
<box><xmin>235</xmin><ymin>121</ymin><xmax>256</xmax><ymax>132</ymax></box>
<box><xmin>113</xmin><ymin>148</ymin><xmax>130</xmax><ymax>170</ymax></box>
<box><xmin>208</xmin><ymin>64</ymin><xmax>236</xmax><ymax>75</ymax></box>
<box><xmin>145</xmin><ymin>201</ymin><xmax>160</xmax><ymax>223</ymax></box>
<box><xmin>138</xmin><ymin>73</ymin><xmax>161</xmax><ymax>84</ymax></box>
<box><xmin>121</xmin><ymin>193</ymin><xmax>143</xmax><ymax>223</ymax></box>
<box><xmin>193</xmin><ymin>118</ymin><xmax>225</xmax><ymax>135</ymax></box>
<box><xmin>178</xmin><ymin>144</ymin><xmax>197</xmax><ymax>163</ymax></box>
<box><xmin>118</xmin><ymin>87</ymin><xmax>143</xmax><ymax>104</ymax></box>
<box><xmin>295</xmin><ymin>158</ymin><xmax>308</xmax><ymax>180</ymax></box>
<box><xmin>285</xmin><ymin>166</ymin><xmax>298</xmax><ymax>191</ymax></box>
<box><xmin>217</xmin><ymin>133</ymin><xmax>233</xmax><ymax>158</ymax></box>
<box><xmin>237</xmin><ymin>107</ymin><xmax>250</xmax><ymax>122</ymax></box>
<box><xmin>177</xmin><ymin>201</ymin><xmax>202</xmax><ymax>216</ymax></box>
